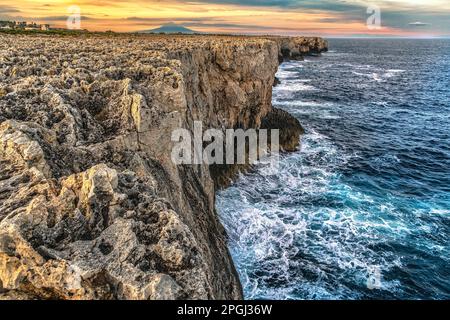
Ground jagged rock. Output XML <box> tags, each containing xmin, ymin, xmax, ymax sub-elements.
<box><xmin>273</xmin><ymin>77</ymin><xmax>281</xmax><ymax>87</ymax></box>
<box><xmin>273</xmin><ymin>36</ymin><xmax>327</xmax><ymax>61</ymax></box>
<box><xmin>0</xmin><ymin>34</ymin><xmax>327</xmax><ymax>300</ymax></box>
<box><xmin>261</xmin><ymin>108</ymin><xmax>305</xmax><ymax>152</ymax></box>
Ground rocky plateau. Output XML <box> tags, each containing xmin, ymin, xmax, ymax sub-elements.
<box><xmin>0</xmin><ymin>33</ymin><xmax>327</xmax><ymax>300</ymax></box>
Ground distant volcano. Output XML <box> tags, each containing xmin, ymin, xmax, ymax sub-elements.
<box><xmin>140</xmin><ymin>23</ymin><xmax>199</xmax><ymax>34</ymax></box>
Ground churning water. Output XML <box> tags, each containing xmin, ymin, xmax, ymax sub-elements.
<box><xmin>216</xmin><ymin>39</ymin><xmax>450</xmax><ymax>300</ymax></box>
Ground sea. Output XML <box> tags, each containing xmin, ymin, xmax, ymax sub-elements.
<box><xmin>216</xmin><ymin>38</ymin><xmax>450</xmax><ymax>300</ymax></box>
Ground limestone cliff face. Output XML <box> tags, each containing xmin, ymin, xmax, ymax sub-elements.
<box><xmin>0</xmin><ymin>34</ymin><xmax>327</xmax><ymax>300</ymax></box>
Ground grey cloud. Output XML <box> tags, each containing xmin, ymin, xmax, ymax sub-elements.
<box><xmin>126</xmin><ymin>16</ymin><xmax>217</xmax><ymax>22</ymax></box>
<box><xmin>408</xmin><ymin>21</ymin><xmax>431</xmax><ymax>27</ymax></box>
<box><xmin>0</xmin><ymin>5</ymin><xmax>20</xmax><ymax>14</ymax></box>
<box><xmin>188</xmin><ymin>0</ymin><xmax>365</xmax><ymax>12</ymax></box>
<box><xmin>40</xmin><ymin>15</ymin><xmax>94</xmax><ymax>21</ymax></box>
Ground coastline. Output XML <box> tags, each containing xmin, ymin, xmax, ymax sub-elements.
<box><xmin>0</xmin><ymin>33</ymin><xmax>327</xmax><ymax>300</ymax></box>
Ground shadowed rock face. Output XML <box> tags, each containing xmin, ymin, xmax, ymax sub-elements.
<box><xmin>0</xmin><ymin>34</ymin><xmax>327</xmax><ymax>300</ymax></box>
<box><xmin>261</xmin><ymin>108</ymin><xmax>305</xmax><ymax>152</ymax></box>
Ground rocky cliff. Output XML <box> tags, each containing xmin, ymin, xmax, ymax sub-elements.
<box><xmin>0</xmin><ymin>34</ymin><xmax>327</xmax><ymax>300</ymax></box>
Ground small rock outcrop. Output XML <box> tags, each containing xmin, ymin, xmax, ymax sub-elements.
<box><xmin>261</xmin><ymin>108</ymin><xmax>305</xmax><ymax>152</ymax></box>
<box><xmin>274</xmin><ymin>37</ymin><xmax>328</xmax><ymax>61</ymax></box>
<box><xmin>0</xmin><ymin>34</ymin><xmax>327</xmax><ymax>300</ymax></box>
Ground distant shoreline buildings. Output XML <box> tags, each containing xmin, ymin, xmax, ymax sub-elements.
<box><xmin>0</xmin><ymin>20</ymin><xmax>51</xmax><ymax>31</ymax></box>
<box><xmin>0</xmin><ymin>20</ymin><xmax>85</xmax><ymax>32</ymax></box>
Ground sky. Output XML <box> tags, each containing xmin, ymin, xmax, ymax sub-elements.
<box><xmin>0</xmin><ymin>0</ymin><xmax>449</xmax><ymax>37</ymax></box>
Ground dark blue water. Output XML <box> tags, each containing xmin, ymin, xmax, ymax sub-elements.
<box><xmin>216</xmin><ymin>39</ymin><xmax>450</xmax><ymax>300</ymax></box>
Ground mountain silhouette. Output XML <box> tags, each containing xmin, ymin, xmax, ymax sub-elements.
<box><xmin>140</xmin><ymin>23</ymin><xmax>199</xmax><ymax>34</ymax></box>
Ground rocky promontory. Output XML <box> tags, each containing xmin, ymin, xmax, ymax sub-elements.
<box><xmin>0</xmin><ymin>34</ymin><xmax>327</xmax><ymax>300</ymax></box>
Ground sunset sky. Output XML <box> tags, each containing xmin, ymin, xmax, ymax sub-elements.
<box><xmin>1</xmin><ymin>0</ymin><xmax>449</xmax><ymax>37</ymax></box>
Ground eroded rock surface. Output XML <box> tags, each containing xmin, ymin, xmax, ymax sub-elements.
<box><xmin>0</xmin><ymin>34</ymin><xmax>327</xmax><ymax>300</ymax></box>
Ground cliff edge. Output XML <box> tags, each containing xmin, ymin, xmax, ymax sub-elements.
<box><xmin>0</xmin><ymin>34</ymin><xmax>327</xmax><ymax>300</ymax></box>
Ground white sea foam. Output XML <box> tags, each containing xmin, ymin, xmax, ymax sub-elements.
<box><xmin>352</xmin><ymin>71</ymin><xmax>367</xmax><ymax>77</ymax></box>
<box><xmin>276</xmin><ymin>70</ymin><xmax>299</xmax><ymax>79</ymax></box>
<box><xmin>273</xmin><ymin>100</ymin><xmax>334</xmax><ymax>108</ymax></box>
<box><xmin>386</xmin><ymin>69</ymin><xmax>405</xmax><ymax>73</ymax></box>
<box><xmin>370</xmin><ymin>153</ymin><xmax>401</xmax><ymax>171</ymax></box>
<box><xmin>354</xmin><ymin>64</ymin><xmax>374</xmax><ymax>70</ymax></box>
<box><xmin>371</xmin><ymin>73</ymin><xmax>383</xmax><ymax>82</ymax></box>
<box><xmin>430</xmin><ymin>209</ymin><xmax>450</xmax><ymax>215</ymax></box>
<box><xmin>351</xmin><ymin>71</ymin><xmax>384</xmax><ymax>82</ymax></box>
<box><xmin>275</xmin><ymin>81</ymin><xmax>318</xmax><ymax>92</ymax></box>
<box><xmin>352</xmin><ymin>68</ymin><xmax>405</xmax><ymax>82</ymax></box>
<box><xmin>384</xmin><ymin>69</ymin><xmax>406</xmax><ymax>78</ymax></box>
